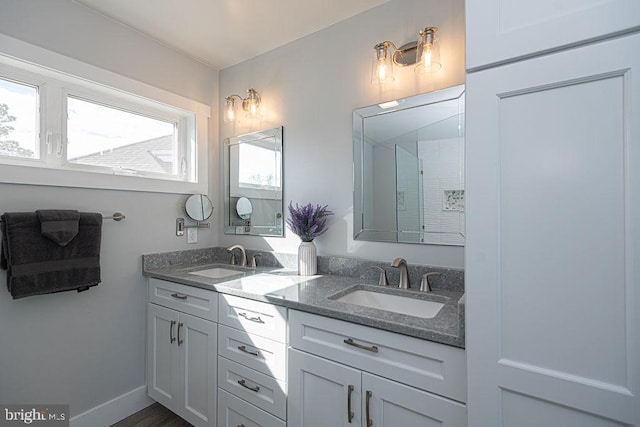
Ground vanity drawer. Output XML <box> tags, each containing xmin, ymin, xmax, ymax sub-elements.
<box><xmin>148</xmin><ymin>278</ymin><xmax>217</xmax><ymax>322</ymax></box>
<box><xmin>218</xmin><ymin>356</ymin><xmax>287</xmax><ymax>420</ymax></box>
<box><xmin>289</xmin><ymin>310</ymin><xmax>466</xmax><ymax>403</ymax></box>
<box><xmin>219</xmin><ymin>294</ymin><xmax>287</xmax><ymax>343</ymax></box>
<box><xmin>218</xmin><ymin>389</ymin><xmax>286</xmax><ymax>427</ymax></box>
<box><xmin>218</xmin><ymin>324</ymin><xmax>287</xmax><ymax>381</ymax></box>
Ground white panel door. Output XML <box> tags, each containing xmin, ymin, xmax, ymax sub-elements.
<box><xmin>147</xmin><ymin>303</ymin><xmax>179</xmax><ymax>412</ymax></box>
<box><xmin>288</xmin><ymin>348</ymin><xmax>362</xmax><ymax>427</ymax></box>
<box><xmin>466</xmin><ymin>0</ymin><xmax>640</xmax><ymax>70</ymax></box>
<box><xmin>362</xmin><ymin>373</ymin><xmax>467</xmax><ymax>427</ymax></box>
<box><xmin>466</xmin><ymin>34</ymin><xmax>640</xmax><ymax>426</ymax></box>
<box><xmin>178</xmin><ymin>312</ymin><xmax>217</xmax><ymax>427</ymax></box>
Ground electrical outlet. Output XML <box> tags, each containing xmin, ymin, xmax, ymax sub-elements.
<box><xmin>186</xmin><ymin>227</ymin><xmax>198</xmax><ymax>244</ymax></box>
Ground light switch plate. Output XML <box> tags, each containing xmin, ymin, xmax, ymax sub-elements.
<box><xmin>187</xmin><ymin>227</ymin><xmax>198</xmax><ymax>244</ymax></box>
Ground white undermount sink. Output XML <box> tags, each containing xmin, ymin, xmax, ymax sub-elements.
<box><xmin>188</xmin><ymin>267</ymin><xmax>245</xmax><ymax>279</ymax></box>
<box><xmin>335</xmin><ymin>289</ymin><xmax>444</xmax><ymax>319</ymax></box>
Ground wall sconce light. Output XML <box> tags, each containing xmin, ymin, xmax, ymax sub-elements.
<box><xmin>224</xmin><ymin>88</ymin><xmax>261</xmax><ymax>122</ymax></box>
<box><xmin>371</xmin><ymin>26</ymin><xmax>441</xmax><ymax>84</ymax></box>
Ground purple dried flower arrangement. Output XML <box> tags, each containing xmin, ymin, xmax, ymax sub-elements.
<box><xmin>286</xmin><ymin>202</ymin><xmax>334</xmax><ymax>242</ymax></box>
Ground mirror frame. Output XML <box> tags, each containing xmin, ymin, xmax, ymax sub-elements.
<box><xmin>223</xmin><ymin>126</ymin><xmax>284</xmax><ymax>237</ymax></box>
<box><xmin>353</xmin><ymin>85</ymin><xmax>465</xmax><ymax>246</ymax></box>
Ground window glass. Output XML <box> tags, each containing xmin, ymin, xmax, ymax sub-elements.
<box><xmin>66</xmin><ymin>96</ymin><xmax>177</xmax><ymax>175</ymax></box>
<box><xmin>0</xmin><ymin>77</ymin><xmax>38</xmax><ymax>159</ymax></box>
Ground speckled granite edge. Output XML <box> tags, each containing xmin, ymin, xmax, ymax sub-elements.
<box><xmin>143</xmin><ymin>247</ymin><xmax>464</xmax><ymax>292</ymax></box>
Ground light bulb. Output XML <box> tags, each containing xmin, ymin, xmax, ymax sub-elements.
<box><xmin>377</xmin><ymin>60</ymin><xmax>387</xmax><ymax>81</ymax></box>
<box><xmin>423</xmin><ymin>44</ymin><xmax>432</xmax><ymax>68</ymax></box>
<box><xmin>249</xmin><ymin>101</ymin><xmax>258</xmax><ymax>116</ymax></box>
<box><xmin>224</xmin><ymin>97</ymin><xmax>235</xmax><ymax>122</ymax></box>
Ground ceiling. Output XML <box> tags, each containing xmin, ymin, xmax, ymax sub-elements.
<box><xmin>74</xmin><ymin>0</ymin><xmax>392</xmax><ymax>70</ymax></box>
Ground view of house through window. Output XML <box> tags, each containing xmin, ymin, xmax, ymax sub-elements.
<box><xmin>0</xmin><ymin>77</ymin><xmax>38</xmax><ymax>159</ymax></box>
<box><xmin>67</xmin><ymin>96</ymin><xmax>177</xmax><ymax>175</ymax></box>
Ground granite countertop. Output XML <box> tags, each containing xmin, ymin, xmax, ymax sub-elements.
<box><xmin>143</xmin><ymin>257</ymin><xmax>465</xmax><ymax>349</ymax></box>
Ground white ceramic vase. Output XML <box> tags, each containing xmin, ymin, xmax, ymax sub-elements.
<box><xmin>298</xmin><ymin>241</ymin><xmax>317</xmax><ymax>276</ymax></box>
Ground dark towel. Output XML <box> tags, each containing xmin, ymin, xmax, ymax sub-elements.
<box><xmin>36</xmin><ymin>210</ymin><xmax>80</xmax><ymax>246</ymax></box>
<box><xmin>1</xmin><ymin>212</ymin><xmax>102</xmax><ymax>299</ymax></box>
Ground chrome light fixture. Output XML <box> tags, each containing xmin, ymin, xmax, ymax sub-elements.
<box><xmin>224</xmin><ymin>88</ymin><xmax>261</xmax><ymax>122</ymax></box>
<box><xmin>371</xmin><ymin>26</ymin><xmax>441</xmax><ymax>84</ymax></box>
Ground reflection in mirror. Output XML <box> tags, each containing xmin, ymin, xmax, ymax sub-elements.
<box><xmin>353</xmin><ymin>85</ymin><xmax>465</xmax><ymax>246</ymax></box>
<box><xmin>224</xmin><ymin>126</ymin><xmax>283</xmax><ymax>236</ymax></box>
<box><xmin>236</xmin><ymin>197</ymin><xmax>253</xmax><ymax>220</ymax></box>
<box><xmin>185</xmin><ymin>193</ymin><xmax>213</xmax><ymax>221</ymax></box>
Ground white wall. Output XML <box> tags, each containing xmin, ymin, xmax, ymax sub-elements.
<box><xmin>219</xmin><ymin>0</ymin><xmax>465</xmax><ymax>268</ymax></box>
<box><xmin>0</xmin><ymin>0</ymin><xmax>219</xmax><ymax>417</ymax></box>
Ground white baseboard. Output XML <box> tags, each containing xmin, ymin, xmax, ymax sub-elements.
<box><xmin>70</xmin><ymin>385</ymin><xmax>154</xmax><ymax>427</ymax></box>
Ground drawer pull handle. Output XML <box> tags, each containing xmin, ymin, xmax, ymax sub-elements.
<box><xmin>344</xmin><ymin>338</ymin><xmax>379</xmax><ymax>353</ymax></box>
<box><xmin>177</xmin><ymin>322</ymin><xmax>184</xmax><ymax>346</ymax></box>
<box><xmin>238</xmin><ymin>345</ymin><xmax>259</xmax><ymax>357</ymax></box>
<box><xmin>347</xmin><ymin>384</ymin><xmax>355</xmax><ymax>423</ymax></box>
<box><xmin>237</xmin><ymin>425</ymin><xmax>245</xmax><ymax>427</ymax></box>
<box><xmin>238</xmin><ymin>312</ymin><xmax>264</xmax><ymax>323</ymax></box>
<box><xmin>366</xmin><ymin>390</ymin><xmax>373</xmax><ymax>427</ymax></box>
<box><xmin>171</xmin><ymin>293</ymin><xmax>188</xmax><ymax>300</ymax></box>
<box><xmin>169</xmin><ymin>320</ymin><xmax>176</xmax><ymax>344</ymax></box>
<box><xmin>237</xmin><ymin>379</ymin><xmax>260</xmax><ymax>393</ymax></box>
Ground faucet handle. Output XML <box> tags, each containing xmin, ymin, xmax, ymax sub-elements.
<box><xmin>250</xmin><ymin>253</ymin><xmax>262</xmax><ymax>268</ymax></box>
<box><xmin>420</xmin><ymin>272</ymin><xmax>441</xmax><ymax>292</ymax></box>
<box><xmin>371</xmin><ymin>266</ymin><xmax>389</xmax><ymax>286</ymax></box>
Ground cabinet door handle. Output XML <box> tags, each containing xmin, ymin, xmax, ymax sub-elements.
<box><xmin>237</xmin><ymin>379</ymin><xmax>260</xmax><ymax>392</ymax></box>
<box><xmin>237</xmin><ymin>425</ymin><xmax>245</xmax><ymax>427</ymax></box>
<box><xmin>238</xmin><ymin>312</ymin><xmax>264</xmax><ymax>323</ymax></box>
<box><xmin>171</xmin><ymin>293</ymin><xmax>188</xmax><ymax>300</ymax></box>
<box><xmin>238</xmin><ymin>345</ymin><xmax>259</xmax><ymax>357</ymax></box>
<box><xmin>169</xmin><ymin>320</ymin><xmax>176</xmax><ymax>344</ymax></box>
<box><xmin>177</xmin><ymin>322</ymin><xmax>184</xmax><ymax>346</ymax></box>
<box><xmin>347</xmin><ymin>384</ymin><xmax>355</xmax><ymax>423</ymax></box>
<box><xmin>343</xmin><ymin>338</ymin><xmax>379</xmax><ymax>353</ymax></box>
<box><xmin>366</xmin><ymin>390</ymin><xmax>373</xmax><ymax>427</ymax></box>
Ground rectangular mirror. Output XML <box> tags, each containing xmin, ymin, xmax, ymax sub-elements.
<box><xmin>353</xmin><ymin>85</ymin><xmax>465</xmax><ymax>246</ymax></box>
<box><xmin>224</xmin><ymin>126</ymin><xmax>284</xmax><ymax>237</ymax></box>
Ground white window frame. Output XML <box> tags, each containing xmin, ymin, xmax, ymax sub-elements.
<box><xmin>0</xmin><ymin>33</ymin><xmax>210</xmax><ymax>194</ymax></box>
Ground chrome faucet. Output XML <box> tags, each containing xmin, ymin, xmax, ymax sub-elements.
<box><xmin>227</xmin><ymin>245</ymin><xmax>247</xmax><ymax>266</ymax></box>
<box><xmin>391</xmin><ymin>258</ymin><xmax>410</xmax><ymax>289</ymax></box>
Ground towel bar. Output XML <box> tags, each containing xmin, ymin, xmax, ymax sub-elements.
<box><xmin>0</xmin><ymin>212</ymin><xmax>126</xmax><ymax>226</ymax></box>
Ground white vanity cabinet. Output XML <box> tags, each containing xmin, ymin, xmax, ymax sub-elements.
<box><xmin>147</xmin><ymin>278</ymin><xmax>218</xmax><ymax>427</ymax></box>
<box><xmin>217</xmin><ymin>294</ymin><xmax>288</xmax><ymax>427</ymax></box>
<box><xmin>288</xmin><ymin>310</ymin><xmax>467</xmax><ymax>427</ymax></box>
<box><xmin>466</xmin><ymin>1</ymin><xmax>640</xmax><ymax>423</ymax></box>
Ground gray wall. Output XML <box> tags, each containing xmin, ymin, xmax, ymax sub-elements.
<box><xmin>219</xmin><ymin>0</ymin><xmax>465</xmax><ymax>268</ymax></box>
<box><xmin>0</xmin><ymin>0</ymin><xmax>219</xmax><ymax>417</ymax></box>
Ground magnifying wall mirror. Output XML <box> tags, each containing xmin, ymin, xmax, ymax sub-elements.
<box><xmin>353</xmin><ymin>85</ymin><xmax>465</xmax><ymax>246</ymax></box>
<box><xmin>224</xmin><ymin>126</ymin><xmax>284</xmax><ymax>236</ymax></box>
<box><xmin>185</xmin><ymin>193</ymin><xmax>213</xmax><ymax>222</ymax></box>
<box><xmin>236</xmin><ymin>197</ymin><xmax>253</xmax><ymax>220</ymax></box>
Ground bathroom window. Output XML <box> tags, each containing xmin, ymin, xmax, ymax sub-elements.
<box><xmin>0</xmin><ymin>76</ymin><xmax>39</xmax><ymax>160</ymax></box>
<box><xmin>0</xmin><ymin>42</ymin><xmax>209</xmax><ymax>194</ymax></box>
<box><xmin>66</xmin><ymin>95</ymin><xmax>189</xmax><ymax>180</ymax></box>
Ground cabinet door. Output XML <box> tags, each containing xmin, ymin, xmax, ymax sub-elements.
<box><xmin>218</xmin><ymin>389</ymin><xmax>286</xmax><ymax>427</ymax></box>
<box><xmin>466</xmin><ymin>0</ymin><xmax>640</xmax><ymax>70</ymax></box>
<box><xmin>362</xmin><ymin>373</ymin><xmax>466</xmax><ymax>427</ymax></box>
<box><xmin>288</xmin><ymin>348</ymin><xmax>361</xmax><ymax>427</ymax></box>
<box><xmin>466</xmin><ymin>34</ymin><xmax>640</xmax><ymax>425</ymax></box>
<box><xmin>178</xmin><ymin>312</ymin><xmax>217</xmax><ymax>427</ymax></box>
<box><xmin>147</xmin><ymin>304</ymin><xmax>179</xmax><ymax>412</ymax></box>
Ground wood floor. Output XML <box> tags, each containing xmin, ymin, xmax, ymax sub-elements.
<box><xmin>111</xmin><ymin>403</ymin><xmax>192</xmax><ymax>427</ymax></box>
